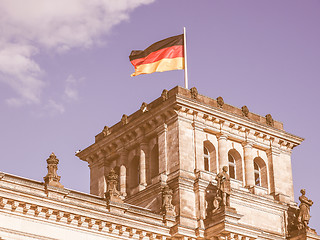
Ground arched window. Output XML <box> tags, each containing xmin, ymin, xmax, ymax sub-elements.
<box><xmin>204</xmin><ymin>146</ymin><xmax>210</xmax><ymax>171</ymax></box>
<box><xmin>228</xmin><ymin>153</ymin><xmax>236</xmax><ymax>179</ymax></box>
<box><xmin>253</xmin><ymin>157</ymin><xmax>268</xmax><ymax>188</ymax></box>
<box><xmin>151</xmin><ymin>144</ymin><xmax>159</xmax><ymax>178</ymax></box>
<box><xmin>228</xmin><ymin>149</ymin><xmax>243</xmax><ymax>181</ymax></box>
<box><xmin>254</xmin><ymin>162</ymin><xmax>261</xmax><ymax>186</ymax></box>
<box><xmin>203</xmin><ymin>141</ymin><xmax>217</xmax><ymax>173</ymax></box>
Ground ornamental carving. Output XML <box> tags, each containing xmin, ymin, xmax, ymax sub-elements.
<box><xmin>102</xmin><ymin>126</ymin><xmax>110</xmax><ymax>137</ymax></box>
<box><xmin>105</xmin><ymin>169</ymin><xmax>123</xmax><ymax>204</ymax></box>
<box><xmin>140</xmin><ymin>102</ymin><xmax>148</xmax><ymax>113</ymax></box>
<box><xmin>43</xmin><ymin>153</ymin><xmax>63</xmax><ymax>188</ymax></box>
<box><xmin>121</xmin><ymin>114</ymin><xmax>128</xmax><ymax>125</ymax></box>
<box><xmin>217</xmin><ymin>96</ymin><xmax>224</xmax><ymax>108</ymax></box>
<box><xmin>161</xmin><ymin>89</ymin><xmax>168</xmax><ymax>101</ymax></box>
<box><xmin>241</xmin><ymin>105</ymin><xmax>249</xmax><ymax>117</ymax></box>
<box><xmin>265</xmin><ymin>114</ymin><xmax>274</xmax><ymax>127</ymax></box>
<box><xmin>161</xmin><ymin>184</ymin><xmax>175</xmax><ymax>217</ymax></box>
<box><xmin>190</xmin><ymin>87</ymin><xmax>198</xmax><ymax>99</ymax></box>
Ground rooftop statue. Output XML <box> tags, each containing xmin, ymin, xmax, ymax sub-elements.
<box><xmin>298</xmin><ymin>189</ymin><xmax>313</xmax><ymax>230</ymax></box>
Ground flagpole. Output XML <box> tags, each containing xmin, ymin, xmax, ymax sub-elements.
<box><xmin>183</xmin><ymin>27</ymin><xmax>189</xmax><ymax>89</ymax></box>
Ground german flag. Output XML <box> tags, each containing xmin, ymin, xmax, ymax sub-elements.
<box><xmin>129</xmin><ymin>34</ymin><xmax>184</xmax><ymax>77</ymax></box>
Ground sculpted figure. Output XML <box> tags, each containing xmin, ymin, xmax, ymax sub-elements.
<box><xmin>105</xmin><ymin>168</ymin><xmax>122</xmax><ymax>204</ymax></box>
<box><xmin>215</xmin><ymin>166</ymin><xmax>231</xmax><ymax>207</ymax></box>
<box><xmin>298</xmin><ymin>189</ymin><xmax>313</xmax><ymax>230</ymax></box>
<box><xmin>161</xmin><ymin>184</ymin><xmax>175</xmax><ymax>217</ymax></box>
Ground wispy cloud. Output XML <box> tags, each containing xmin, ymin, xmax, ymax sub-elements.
<box><xmin>63</xmin><ymin>75</ymin><xmax>83</xmax><ymax>102</ymax></box>
<box><xmin>45</xmin><ymin>99</ymin><xmax>65</xmax><ymax>116</ymax></box>
<box><xmin>0</xmin><ymin>0</ymin><xmax>154</xmax><ymax>108</ymax></box>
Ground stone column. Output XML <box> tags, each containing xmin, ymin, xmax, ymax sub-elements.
<box><xmin>217</xmin><ymin>134</ymin><xmax>228</xmax><ymax>170</ymax></box>
<box><xmin>157</xmin><ymin>123</ymin><xmax>168</xmax><ymax>174</ymax></box>
<box><xmin>139</xmin><ymin>142</ymin><xmax>148</xmax><ymax>190</ymax></box>
<box><xmin>242</xmin><ymin>141</ymin><xmax>254</xmax><ymax>188</ymax></box>
<box><xmin>193</xmin><ymin>120</ymin><xmax>205</xmax><ymax>171</ymax></box>
<box><xmin>120</xmin><ymin>165</ymin><xmax>126</xmax><ymax>197</ymax></box>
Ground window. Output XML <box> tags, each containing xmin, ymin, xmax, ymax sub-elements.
<box><xmin>254</xmin><ymin>162</ymin><xmax>261</xmax><ymax>186</ymax></box>
<box><xmin>203</xmin><ymin>140</ymin><xmax>217</xmax><ymax>173</ymax></box>
<box><xmin>204</xmin><ymin>146</ymin><xmax>210</xmax><ymax>171</ymax></box>
<box><xmin>228</xmin><ymin>153</ymin><xmax>236</xmax><ymax>179</ymax></box>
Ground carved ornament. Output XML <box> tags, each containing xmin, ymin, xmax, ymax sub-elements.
<box><xmin>241</xmin><ymin>105</ymin><xmax>249</xmax><ymax>117</ymax></box>
<box><xmin>161</xmin><ymin>89</ymin><xmax>168</xmax><ymax>101</ymax></box>
<box><xmin>102</xmin><ymin>126</ymin><xmax>110</xmax><ymax>137</ymax></box>
<box><xmin>140</xmin><ymin>102</ymin><xmax>148</xmax><ymax>113</ymax></box>
<box><xmin>43</xmin><ymin>153</ymin><xmax>63</xmax><ymax>188</ymax></box>
<box><xmin>161</xmin><ymin>184</ymin><xmax>175</xmax><ymax>217</ymax></box>
<box><xmin>217</xmin><ymin>96</ymin><xmax>224</xmax><ymax>108</ymax></box>
<box><xmin>265</xmin><ymin>114</ymin><xmax>274</xmax><ymax>127</ymax></box>
<box><xmin>190</xmin><ymin>87</ymin><xmax>198</xmax><ymax>99</ymax></box>
<box><xmin>121</xmin><ymin>114</ymin><xmax>128</xmax><ymax>125</ymax></box>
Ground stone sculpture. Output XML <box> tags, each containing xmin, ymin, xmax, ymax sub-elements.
<box><xmin>215</xmin><ymin>166</ymin><xmax>231</xmax><ymax>207</ymax></box>
<box><xmin>105</xmin><ymin>169</ymin><xmax>122</xmax><ymax>204</ymax></box>
<box><xmin>297</xmin><ymin>189</ymin><xmax>313</xmax><ymax>230</ymax></box>
<box><xmin>265</xmin><ymin>114</ymin><xmax>274</xmax><ymax>127</ymax></box>
<box><xmin>190</xmin><ymin>87</ymin><xmax>198</xmax><ymax>99</ymax></box>
<box><xmin>241</xmin><ymin>105</ymin><xmax>249</xmax><ymax>117</ymax></box>
<box><xmin>161</xmin><ymin>184</ymin><xmax>175</xmax><ymax>217</ymax></box>
<box><xmin>121</xmin><ymin>114</ymin><xmax>128</xmax><ymax>125</ymax></box>
<box><xmin>43</xmin><ymin>152</ymin><xmax>63</xmax><ymax>188</ymax></box>
<box><xmin>102</xmin><ymin>126</ymin><xmax>110</xmax><ymax>137</ymax></box>
<box><xmin>140</xmin><ymin>102</ymin><xmax>148</xmax><ymax>112</ymax></box>
<box><xmin>217</xmin><ymin>96</ymin><xmax>224</xmax><ymax>108</ymax></box>
<box><xmin>161</xmin><ymin>89</ymin><xmax>168</xmax><ymax>101</ymax></box>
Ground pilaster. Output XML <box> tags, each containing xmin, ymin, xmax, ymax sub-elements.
<box><xmin>157</xmin><ymin>123</ymin><xmax>168</xmax><ymax>175</ymax></box>
<box><xmin>217</xmin><ymin>133</ymin><xmax>228</xmax><ymax>170</ymax></box>
<box><xmin>242</xmin><ymin>141</ymin><xmax>254</xmax><ymax>188</ymax></box>
<box><xmin>139</xmin><ymin>142</ymin><xmax>148</xmax><ymax>190</ymax></box>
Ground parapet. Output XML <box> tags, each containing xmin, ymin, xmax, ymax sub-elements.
<box><xmin>94</xmin><ymin>86</ymin><xmax>284</xmax><ymax>143</ymax></box>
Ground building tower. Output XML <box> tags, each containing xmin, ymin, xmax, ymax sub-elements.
<box><xmin>77</xmin><ymin>86</ymin><xmax>318</xmax><ymax>239</ymax></box>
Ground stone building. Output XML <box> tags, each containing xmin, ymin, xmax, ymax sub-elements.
<box><xmin>0</xmin><ymin>86</ymin><xmax>318</xmax><ymax>240</ymax></box>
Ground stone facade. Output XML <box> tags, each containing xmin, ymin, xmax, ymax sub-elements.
<box><xmin>0</xmin><ymin>86</ymin><xmax>318</xmax><ymax>240</ymax></box>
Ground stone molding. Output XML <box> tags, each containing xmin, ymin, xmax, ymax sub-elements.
<box><xmin>0</xmin><ymin>195</ymin><xmax>171</xmax><ymax>240</ymax></box>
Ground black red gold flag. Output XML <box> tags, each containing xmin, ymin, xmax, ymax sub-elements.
<box><xmin>129</xmin><ymin>34</ymin><xmax>184</xmax><ymax>77</ymax></box>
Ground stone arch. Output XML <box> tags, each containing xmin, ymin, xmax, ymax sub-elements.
<box><xmin>228</xmin><ymin>149</ymin><xmax>243</xmax><ymax>181</ymax></box>
<box><xmin>253</xmin><ymin>157</ymin><xmax>268</xmax><ymax>188</ymax></box>
<box><xmin>203</xmin><ymin>140</ymin><xmax>217</xmax><ymax>173</ymax></box>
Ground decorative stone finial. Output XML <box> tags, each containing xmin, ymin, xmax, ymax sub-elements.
<box><xmin>217</xmin><ymin>96</ymin><xmax>224</xmax><ymax>108</ymax></box>
<box><xmin>161</xmin><ymin>184</ymin><xmax>175</xmax><ymax>217</ymax></box>
<box><xmin>265</xmin><ymin>114</ymin><xmax>274</xmax><ymax>127</ymax></box>
<box><xmin>105</xmin><ymin>169</ymin><xmax>123</xmax><ymax>204</ymax></box>
<box><xmin>297</xmin><ymin>189</ymin><xmax>313</xmax><ymax>230</ymax></box>
<box><xmin>43</xmin><ymin>152</ymin><xmax>63</xmax><ymax>188</ymax></box>
<box><xmin>190</xmin><ymin>87</ymin><xmax>198</xmax><ymax>99</ymax></box>
<box><xmin>140</xmin><ymin>102</ymin><xmax>148</xmax><ymax>113</ymax></box>
<box><xmin>102</xmin><ymin>126</ymin><xmax>110</xmax><ymax>137</ymax></box>
<box><xmin>161</xmin><ymin>89</ymin><xmax>168</xmax><ymax>101</ymax></box>
<box><xmin>241</xmin><ymin>105</ymin><xmax>249</xmax><ymax>117</ymax></box>
<box><xmin>121</xmin><ymin>114</ymin><xmax>128</xmax><ymax>125</ymax></box>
